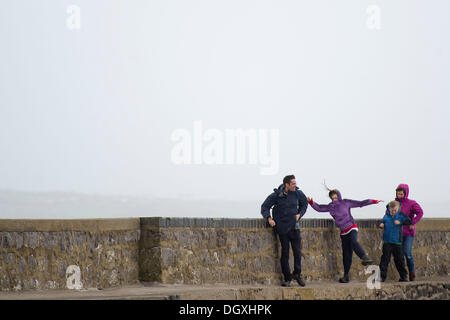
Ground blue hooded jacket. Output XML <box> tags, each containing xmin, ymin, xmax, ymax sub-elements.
<box><xmin>382</xmin><ymin>204</ymin><xmax>412</xmax><ymax>244</ymax></box>
<box><xmin>261</xmin><ymin>184</ymin><xmax>308</xmax><ymax>235</ymax></box>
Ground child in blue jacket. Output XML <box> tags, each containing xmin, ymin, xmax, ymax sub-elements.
<box><xmin>379</xmin><ymin>200</ymin><xmax>412</xmax><ymax>282</ymax></box>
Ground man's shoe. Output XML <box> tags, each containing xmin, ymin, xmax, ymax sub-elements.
<box><xmin>293</xmin><ymin>274</ymin><xmax>306</xmax><ymax>287</ymax></box>
<box><xmin>380</xmin><ymin>277</ymin><xmax>386</xmax><ymax>282</ymax></box>
<box><xmin>399</xmin><ymin>278</ymin><xmax>408</xmax><ymax>282</ymax></box>
<box><xmin>338</xmin><ymin>274</ymin><xmax>349</xmax><ymax>283</ymax></box>
<box><xmin>281</xmin><ymin>281</ymin><xmax>291</xmax><ymax>287</ymax></box>
<box><xmin>409</xmin><ymin>271</ymin><xmax>415</xmax><ymax>281</ymax></box>
<box><xmin>361</xmin><ymin>255</ymin><xmax>373</xmax><ymax>266</ymax></box>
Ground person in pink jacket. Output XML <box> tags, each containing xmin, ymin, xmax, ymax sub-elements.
<box><xmin>395</xmin><ymin>184</ymin><xmax>423</xmax><ymax>281</ymax></box>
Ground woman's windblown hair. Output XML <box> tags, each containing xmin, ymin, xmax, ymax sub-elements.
<box><xmin>323</xmin><ymin>179</ymin><xmax>338</xmax><ymax>199</ymax></box>
<box><xmin>323</xmin><ymin>179</ymin><xmax>332</xmax><ymax>192</ymax></box>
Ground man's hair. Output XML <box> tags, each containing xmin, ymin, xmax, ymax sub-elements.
<box><xmin>283</xmin><ymin>175</ymin><xmax>295</xmax><ymax>185</ymax></box>
<box><xmin>388</xmin><ymin>200</ymin><xmax>400</xmax><ymax>209</ymax></box>
<box><xmin>396</xmin><ymin>187</ymin><xmax>406</xmax><ymax>194</ymax></box>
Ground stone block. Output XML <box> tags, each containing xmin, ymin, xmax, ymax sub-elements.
<box><xmin>24</xmin><ymin>232</ymin><xmax>39</xmax><ymax>249</ymax></box>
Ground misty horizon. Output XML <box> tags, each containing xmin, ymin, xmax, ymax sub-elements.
<box><xmin>1</xmin><ymin>1</ymin><xmax>449</xmax><ymax>220</ymax></box>
<box><xmin>0</xmin><ymin>188</ymin><xmax>447</xmax><ymax>220</ymax></box>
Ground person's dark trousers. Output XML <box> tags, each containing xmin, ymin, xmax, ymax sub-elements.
<box><xmin>379</xmin><ymin>242</ymin><xmax>408</xmax><ymax>280</ymax></box>
<box><xmin>278</xmin><ymin>228</ymin><xmax>302</xmax><ymax>282</ymax></box>
<box><xmin>340</xmin><ymin>230</ymin><xmax>366</xmax><ymax>276</ymax></box>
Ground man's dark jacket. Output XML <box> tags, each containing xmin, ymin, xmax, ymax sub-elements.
<box><xmin>261</xmin><ymin>184</ymin><xmax>308</xmax><ymax>235</ymax></box>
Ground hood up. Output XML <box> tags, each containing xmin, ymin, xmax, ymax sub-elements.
<box><xmin>396</xmin><ymin>183</ymin><xmax>410</xmax><ymax>202</ymax></box>
<box><xmin>334</xmin><ymin>189</ymin><xmax>343</xmax><ymax>201</ymax></box>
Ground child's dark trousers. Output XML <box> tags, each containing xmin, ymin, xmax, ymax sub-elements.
<box><xmin>379</xmin><ymin>242</ymin><xmax>408</xmax><ymax>280</ymax></box>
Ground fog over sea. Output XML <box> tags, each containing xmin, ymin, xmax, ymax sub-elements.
<box><xmin>1</xmin><ymin>1</ymin><xmax>449</xmax><ymax>220</ymax></box>
<box><xmin>0</xmin><ymin>190</ymin><xmax>447</xmax><ymax>220</ymax></box>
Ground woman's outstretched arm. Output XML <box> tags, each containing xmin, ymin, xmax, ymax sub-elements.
<box><xmin>345</xmin><ymin>199</ymin><xmax>381</xmax><ymax>208</ymax></box>
<box><xmin>307</xmin><ymin>197</ymin><xmax>331</xmax><ymax>212</ymax></box>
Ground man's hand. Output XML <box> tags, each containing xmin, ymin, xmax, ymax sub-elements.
<box><xmin>296</xmin><ymin>214</ymin><xmax>300</xmax><ymax>221</ymax></box>
<box><xmin>379</xmin><ymin>223</ymin><xmax>384</xmax><ymax>228</ymax></box>
<box><xmin>394</xmin><ymin>220</ymin><xmax>401</xmax><ymax>225</ymax></box>
<box><xmin>409</xmin><ymin>225</ymin><xmax>414</xmax><ymax>230</ymax></box>
<box><xmin>268</xmin><ymin>217</ymin><xmax>276</xmax><ymax>227</ymax></box>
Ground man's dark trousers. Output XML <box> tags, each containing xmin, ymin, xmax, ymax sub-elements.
<box><xmin>278</xmin><ymin>228</ymin><xmax>302</xmax><ymax>282</ymax></box>
<box><xmin>379</xmin><ymin>242</ymin><xmax>408</xmax><ymax>280</ymax></box>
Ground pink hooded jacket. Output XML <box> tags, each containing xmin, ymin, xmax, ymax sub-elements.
<box><xmin>396</xmin><ymin>184</ymin><xmax>423</xmax><ymax>237</ymax></box>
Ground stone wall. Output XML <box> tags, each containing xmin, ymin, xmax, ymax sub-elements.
<box><xmin>1</xmin><ymin>217</ymin><xmax>449</xmax><ymax>291</ymax></box>
<box><xmin>139</xmin><ymin>218</ymin><xmax>450</xmax><ymax>285</ymax></box>
<box><xmin>0</xmin><ymin>219</ymin><xmax>140</xmax><ymax>291</ymax></box>
<box><xmin>139</xmin><ymin>218</ymin><xmax>280</xmax><ymax>284</ymax></box>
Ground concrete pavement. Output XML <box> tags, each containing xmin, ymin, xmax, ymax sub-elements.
<box><xmin>0</xmin><ymin>277</ymin><xmax>449</xmax><ymax>300</ymax></box>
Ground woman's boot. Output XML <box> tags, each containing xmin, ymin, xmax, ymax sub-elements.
<box><xmin>361</xmin><ymin>255</ymin><xmax>373</xmax><ymax>266</ymax></box>
<box><xmin>339</xmin><ymin>274</ymin><xmax>350</xmax><ymax>283</ymax></box>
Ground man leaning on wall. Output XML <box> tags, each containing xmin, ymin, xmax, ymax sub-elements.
<box><xmin>261</xmin><ymin>175</ymin><xmax>308</xmax><ymax>287</ymax></box>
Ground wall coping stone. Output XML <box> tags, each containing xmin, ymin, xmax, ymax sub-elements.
<box><xmin>139</xmin><ymin>218</ymin><xmax>450</xmax><ymax>231</ymax></box>
<box><xmin>0</xmin><ymin>218</ymin><xmax>447</xmax><ymax>232</ymax></box>
<box><xmin>0</xmin><ymin>218</ymin><xmax>140</xmax><ymax>232</ymax></box>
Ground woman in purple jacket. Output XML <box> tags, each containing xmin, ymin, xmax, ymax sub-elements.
<box><xmin>307</xmin><ymin>184</ymin><xmax>383</xmax><ymax>283</ymax></box>
<box><xmin>395</xmin><ymin>184</ymin><xmax>423</xmax><ymax>281</ymax></box>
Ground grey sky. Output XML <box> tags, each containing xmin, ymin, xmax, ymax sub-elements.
<box><xmin>0</xmin><ymin>1</ymin><xmax>449</xmax><ymax>218</ymax></box>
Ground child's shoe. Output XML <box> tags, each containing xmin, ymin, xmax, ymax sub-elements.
<box><xmin>281</xmin><ymin>280</ymin><xmax>291</xmax><ymax>287</ymax></box>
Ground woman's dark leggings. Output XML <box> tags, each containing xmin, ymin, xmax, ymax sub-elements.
<box><xmin>340</xmin><ymin>230</ymin><xmax>367</xmax><ymax>275</ymax></box>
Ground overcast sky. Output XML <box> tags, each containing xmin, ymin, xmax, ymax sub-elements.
<box><xmin>0</xmin><ymin>1</ymin><xmax>449</xmax><ymax>218</ymax></box>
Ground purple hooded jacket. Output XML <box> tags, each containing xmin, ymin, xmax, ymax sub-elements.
<box><xmin>309</xmin><ymin>190</ymin><xmax>377</xmax><ymax>233</ymax></box>
<box><xmin>395</xmin><ymin>184</ymin><xmax>423</xmax><ymax>237</ymax></box>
